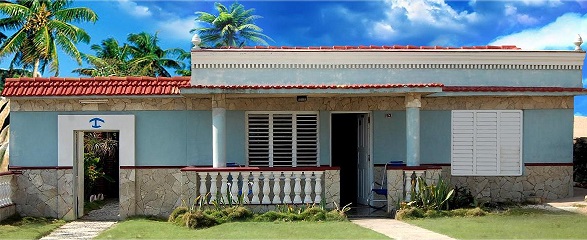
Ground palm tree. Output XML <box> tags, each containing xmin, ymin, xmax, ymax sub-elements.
<box><xmin>0</xmin><ymin>0</ymin><xmax>98</xmax><ymax>77</ymax></box>
<box><xmin>126</xmin><ymin>32</ymin><xmax>186</xmax><ymax>77</ymax></box>
<box><xmin>191</xmin><ymin>2</ymin><xmax>272</xmax><ymax>47</ymax></box>
<box><xmin>73</xmin><ymin>38</ymin><xmax>131</xmax><ymax>77</ymax></box>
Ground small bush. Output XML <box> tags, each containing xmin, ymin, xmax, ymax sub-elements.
<box><xmin>182</xmin><ymin>211</ymin><xmax>218</xmax><ymax>229</ymax></box>
<box><xmin>449</xmin><ymin>186</ymin><xmax>474</xmax><ymax>209</ymax></box>
<box><xmin>325</xmin><ymin>210</ymin><xmax>347</xmax><ymax>221</ymax></box>
<box><xmin>465</xmin><ymin>207</ymin><xmax>487</xmax><ymax>216</ymax></box>
<box><xmin>168</xmin><ymin>207</ymin><xmax>188</xmax><ymax>222</ymax></box>
<box><xmin>396</xmin><ymin>207</ymin><xmax>425</xmax><ymax>220</ymax></box>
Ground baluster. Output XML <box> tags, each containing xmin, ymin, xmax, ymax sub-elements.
<box><xmin>293</xmin><ymin>172</ymin><xmax>302</xmax><ymax>204</ymax></box>
<box><xmin>272</xmin><ymin>172</ymin><xmax>282</xmax><ymax>204</ymax></box>
<box><xmin>219</xmin><ymin>172</ymin><xmax>229</xmax><ymax>202</ymax></box>
<box><xmin>251</xmin><ymin>172</ymin><xmax>261</xmax><ymax>204</ymax></box>
<box><xmin>414</xmin><ymin>170</ymin><xmax>425</xmax><ymax>195</ymax></box>
<box><xmin>303</xmin><ymin>172</ymin><xmax>312</xmax><ymax>203</ymax></box>
<box><xmin>314</xmin><ymin>172</ymin><xmax>323</xmax><ymax>204</ymax></box>
<box><xmin>261</xmin><ymin>172</ymin><xmax>271</xmax><ymax>204</ymax></box>
<box><xmin>283</xmin><ymin>172</ymin><xmax>293</xmax><ymax>203</ymax></box>
<box><xmin>0</xmin><ymin>179</ymin><xmax>6</xmax><ymax>207</ymax></box>
<box><xmin>230</xmin><ymin>172</ymin><xmax>239</xmax><ymax>203</ymax></box>
<box><xmin>241</xmin><ymin>172</ymin><xmax>251</xmax><ymax>203</ymax></box>
<box><xmin>198</xmin><ymin>173</ymin><xmax>208</xmax><ymax>203</ymax></box>
<box><xmin>209</xmin><ymin>172</ymin><xmax>218</xmax><ymax>202</ymax></box>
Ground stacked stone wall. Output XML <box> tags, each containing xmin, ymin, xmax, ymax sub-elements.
<box><xmin>13</xmin><ymin>169</ymin><xmax>73</xmax><ymax>219</ymax></box>
<box><xmin>11</xmin><ymin>96</ymin><xmax>573</xmax><ymax>112</ymax></box>
<box><xmin>135</xmin><ymin>169</ymin><xmax>182</xmax><ymax>217</ymax></box>
<box><xmin>445</xmin><ymin>165</ymin><xmax>573</xmax><ymax>202</ymax></box>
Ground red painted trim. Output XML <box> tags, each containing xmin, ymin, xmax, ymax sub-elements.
<box><xmin>9</xmin><ymin>166</ymin><xmax>73</xmax><ymax>170</ymax></box>
<box><xmin>184</xmin><ymin>83</ymin><xmax>444</xmax><ymax>90</ymax></box>
<box><xmin>120</xmin><ymin>166</ymin><xmax>186</xmax><ymax>169</ymax></box>
<box><xmin>421</xmin><ymin>163</ymin><xmax>451</xmax><ymax>167</ymax></box>
<box><xmin>0</xmin><ymin>171</ymin><xmax>19</xmax><ymax>176</ymax></box>
<box><xmin>181</xmin><ymin>166</ymin><xmax>340</xmax><ymax>172</ymax></box>
<box><xmin>524</xmin><ymin>163</ymin><xmax>573</xmax><ymax>166</ymax></box>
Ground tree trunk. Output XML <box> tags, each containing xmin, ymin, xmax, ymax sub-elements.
<box><xmin>32</xmin><ymin>59</ymin><xmax>40</xmax><ymax>77</ymax></box>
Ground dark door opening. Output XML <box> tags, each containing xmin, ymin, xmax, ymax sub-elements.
<box><xmin>331</xmin><ymin>114</ymin><xmax>359</xmax><ymax>207</ymax></box>
<box><xmin>77</xmin><ymin>131</ymin><xmax>120</xmax><ymax>220</ymax></box>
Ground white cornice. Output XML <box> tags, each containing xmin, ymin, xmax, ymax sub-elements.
<box><xmin>191</xmin><ymin>50</ymin><xmax>585</xmax><ymax>70</ymax></box>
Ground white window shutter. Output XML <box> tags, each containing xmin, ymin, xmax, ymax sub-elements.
<box><xmin>451</xmin><ymin>111</ymin><xmax>475</xmax><ymax>175</ymax></box>
<box><xmin>247</xmin><ymin>112</ymin><xmax>319</xmax><ymax>167</ymax></box>
<box><xmin>451</xmin><ymin>110</ymin><xmax>523</xmax><ymax>176</ymax></box>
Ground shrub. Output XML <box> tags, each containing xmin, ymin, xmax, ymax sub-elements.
<box><xmin>449</xmin><ymin>186</ymin><xmax>474</xmax><ymax>209</ymax></box>
<box><xmin>181</xmin><ymin>211</ymin><xmax>218</xmax><ymax>229</ymax></box>
<box><xmin>465</xmin><ymin>207</ymin><xmax>487</xmax><ymax>217</ymax></box>
<box><xmin>396</xmin><ymin>207</ymin><xmax>425</xmax><ymax>220</ymax></box>
<box><xmin>408</xmin><ymin>176</ymin><xmax>454</xmax><ymax>210</ymax></box>
<box><xmin>168</xmin><ymin>207</ymin><xmax>188</xmax><ymax>222</ymax></box>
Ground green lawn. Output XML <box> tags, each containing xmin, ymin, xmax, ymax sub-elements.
<box><xmin>0</xmin><ymin>216</ymin><xmax>66</xmax><ymax>239</ymax></box>
<box><xmin>96</xmin><ymin>219</ymin><xmax>389</xmax><ymax>239</ymax></box>
<box><xmin>405</xmin><ymin>208</ymin><xmax>587</xmax><ymax>239</ymax></box>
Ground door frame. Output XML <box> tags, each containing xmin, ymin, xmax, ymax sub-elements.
<box><xmin>58</xmin><ymin>115</ymin><xmax>135</xmax><ymax>220</ymax></box>
<box><xmin>329</xmin><ymin>111</ymin><xmax>373</xmax><ymax>205</ymax></box>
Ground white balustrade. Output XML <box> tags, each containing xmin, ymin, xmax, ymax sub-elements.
<box><xmin>261</xmin><ymin>172</ymin><xmax>271</xmax><ymax>204</ymax></box>
<box><xmin>404</xmin><ymin>170</ymin><xmax>426</xmax><ymax>201</ymax></box>
<box><xmin>314</xmin><ymin>172</ymin><xmax>323</xmax><ymax>204</ymax></box>
<box><xmin>303</xmin><ymin>172</ymin><xmax>312</xmax><ymax>203</ymax></box>
<box><xmin>272</xmin><ymin>172</ymin><xmax>282</xmax><ymax>204</ymax></box>
<box><xmin>0</xmin><ymin>175</ymin><xmax>12</xmax><ymax>207</ymax></box>
<box><xmin>283</xmin><ymin>172</ymin><xmax>293</xmax><ymax>203</ymax></box>
<box><xmin>251</xmin><ymin>172</ymin><xmax>261</xmax><ymax>204</ymax></box>
<box><xmin>194</xmin><ymin>169</ymin><xmax>325</xmax><ymax>205</ymax></box>
<box><xmin>293</xmin><ymin>172</ymin><xmax>302</xmax><ymax>204</ymax></box>
<box><xmin>219</xmin><ymin>172</ymin><xmax>229</xmax><ymax>202</ymax></box>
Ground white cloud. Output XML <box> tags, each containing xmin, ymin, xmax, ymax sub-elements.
<box><xmin>371</xmin><ymin>22</ymin><xmax>395</xmax><ymax>40</ymax></box>
<box><xmin>520</xmin><ymin>0</ymin><xmax>562</xmax><ymax>7</ymax></box>
<box><xmin>387</xmin><ymin>0</ymin><xmax>479</xmax><ymax>28</ymax></box>
<box><xmin>504</xmin><ymin>4</ymin><xmax>538</xmax><ymax>26</ymax></box>
<box><xmin>156</xmin><ymin>17</ymin><xmax>197</xmax><ymax>41</ymax></box>
<box><xmin>490</xmin><ymin>12</ymin><xmax>587</xmax><ymax>50</ymax></box>
<box><xmin>117</xmin><ymin>0</ymin><xmax>152</xmax><ymax>18</ymax></box>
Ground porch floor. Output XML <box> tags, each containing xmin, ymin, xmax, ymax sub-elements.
<box><xmin>347</xmin><ymin>204</ymin><xmax>391</xmax><ymax>218</ymax></box>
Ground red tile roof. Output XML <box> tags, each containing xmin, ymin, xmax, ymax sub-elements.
<box><xmin>210</xmin><ymin>45</ymin><xmax>521</xmax><ymax>50</ymax></box>
<box><xmin>2</xmin><ymin>76</ymin><xmax>190</xmax><ymax>97</ymax></box>
<box><xmin>443</xmin><ymin>86</ymin><xmax>587</xmax><ymax>92</ymax></box>
<box><xmin>3</xmin><ymin>76</ymin><xmax>585</xmax><ymax>97</ymax></box>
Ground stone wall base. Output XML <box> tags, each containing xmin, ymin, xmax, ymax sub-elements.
<box><xmin>0</xmin><ymin>204</ymin><xmax>16</xmax><ymax>221</ymax></box>
<box><xmin>447</xmin><ymin>165</ymin><xmax>573</xmax><ymax>202</ymax></box>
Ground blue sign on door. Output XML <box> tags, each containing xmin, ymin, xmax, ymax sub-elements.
<box><xmin>89</xmin><ymin>118</ymin><xmax>105</xmax><ymax>128</ymax></box>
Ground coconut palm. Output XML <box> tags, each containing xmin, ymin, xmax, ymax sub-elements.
<box><xmin>126</xmin><ymin>32</ymin><xmax>186</xmax><ymax>77</ymax></box>
<box><xmin>73</xmin><ymin>38</ymin><xmax>131</xmax><ymax>77</ymax></box>
<box><xmin>191</xmin><ymin>2</ymin><xmax>272</xmax><ymax>47</ymax></box>
<box><xmin>0</xmin><ymin>0</ymin><xmax>98</xmax><ymax>77</ymax></box>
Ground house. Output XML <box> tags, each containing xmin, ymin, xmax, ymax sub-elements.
<box><xmin>1</xmin><ymin>36</ymin><xmax>585</xmax><ymax>220</ymax></box>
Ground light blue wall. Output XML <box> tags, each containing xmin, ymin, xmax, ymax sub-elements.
<box><xmin>10</xmin><ymin>111</ymin><xmax>214</xmax><ymax>167</ymax></box>
<box><xmin>373</xmin><ymin>111</ymin><xmax>406</xmax><ymax>164</ymax></box>
<box><xmin>10</xmin><ymin>108</ymin><xmax>573</xmax><ymax>167</ymax></box>
<box><xmin>523</xmin><ymin>109</ymin><xmax>573</xmax><ymax>163</ymax></box>
<box><xmin>319</xmin><ymin>111</ymin><xmax>330</xmax><ymax>166</ymax></box>
<box><xmin>11</xmin><ymin>112</ymin><xmax>58</xmax><ymax>166</ymax></box>
<box><xmin>194</xmin><ymin>69</ymin><xmax>582</xmax><ymax>88</ymax></box>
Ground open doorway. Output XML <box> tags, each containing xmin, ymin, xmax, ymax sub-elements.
<box><xmin>74</xmin><ymin>131</ymin><xmax>120</xmax><ymax>219</ymax></box>
<box><xmin>331</xmin><ymin>113</ymin><xmax>371</xmax><ymax>208</ymax></box>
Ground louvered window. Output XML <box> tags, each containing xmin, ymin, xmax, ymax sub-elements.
<box><xmin>246</xmin><ymin>112</ymin><xmax>319</xmax><ymax>167</ymax></box>
<box><xmin>451</xmin><ymin>110</ymin><xmax>523</xmax><ymax>176</ymax></box>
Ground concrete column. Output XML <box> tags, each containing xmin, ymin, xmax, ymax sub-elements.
<box><xmin>405</xmin><ymin>93</ymin><xmax>421</xmax><ymax>167</ymax></box>
<box><xmin>212</xmin><ymin>94</ymin><xmax>226</xmax><ymax>168</ymax></box>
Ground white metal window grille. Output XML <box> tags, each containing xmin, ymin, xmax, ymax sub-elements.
<box><xmin>451</xmin><ymin>110</ymin><xmax>523</xmax><ymax>176</ymax></box>
<box><xmin>246</xmin><ymin>112</ymin><xmax>319</xmax><ymax>167</ymax></box>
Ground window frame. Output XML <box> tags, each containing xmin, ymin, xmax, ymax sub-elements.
<box><xmin>451</xmin><ymin>110</ymin><xmax>523</xmax><ymax>176</ymax></box>
<box><xmin>245</xmin><ymin>111</ymin><xmax>320</xmax><ymax>167</ymax></box>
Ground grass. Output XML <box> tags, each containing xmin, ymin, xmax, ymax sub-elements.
<box><xmin>405</xmin><ymin>208</ymin><xmax>587</xmax><ymax>239</ymax></box>
<box><xmin>0</xmin><ymin>216</ymin><xmax>66</xmax><ymax>239</ymax></box>
<box><xmin>96</xmin><ymin>218</ymin><xmax>389</xmax><ymax>239</ymax></box>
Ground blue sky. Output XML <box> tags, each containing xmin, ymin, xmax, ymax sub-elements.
<box><xmin>2</xmin><ymin>0</ymin><xmax>587</xmax><ymax>114</ymax></box>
